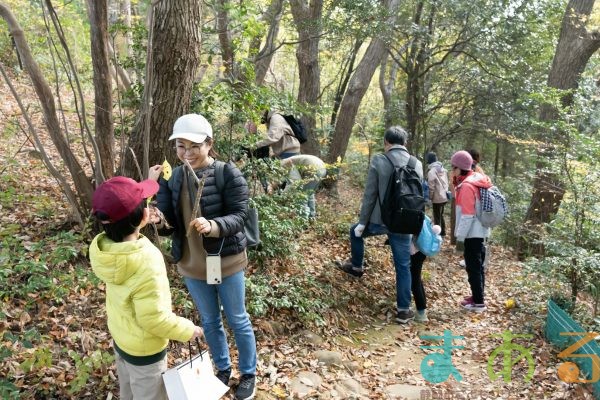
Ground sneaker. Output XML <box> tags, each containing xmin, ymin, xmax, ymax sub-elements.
<box><xmin>216</xmin><ymin>368</ymin><xmax>231</xmax><ymax>386</ymax></box>
<box><xmin>335</xmin><ymin>260</ymin><xmax>364</xmax><ymax>278</ymax></box>
<box><xmin>395</xmin><ymin>310</ymin><xmax>415</xmax><ymax>324</ymax></box>
<box><xmin>414</xmin><ymin>311</ymin><xmax>429</xmax><ymax>323</ymax></box>
<box><xmin>460</xmin><ymin>296</ymin><xmax>473</xmax><ymax>306</ymax></box>
<box><xmin>462</xmin><ymin>303</ymin><xmax>486</xmax><ymax>313</ymax></box>
<box><xmin>235</xmin><ymin>374</ymin><xmax>256</xmax><ymax>400</ymax></box>
<box><xmin>459</xmin><ymin>259</ymin><xmax>466</xmax><ymax>268</ymax></box>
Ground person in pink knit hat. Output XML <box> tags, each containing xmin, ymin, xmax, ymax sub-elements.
<box><xmin>451</xmin><ymin>150</ymin><xmax>492</xmax><ymax>313</ymax></box>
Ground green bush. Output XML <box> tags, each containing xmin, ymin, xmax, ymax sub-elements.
<box><xmin>246</xmin><ymin>273</ymin><xmax>334</xmax><ymax>326</ymax></box>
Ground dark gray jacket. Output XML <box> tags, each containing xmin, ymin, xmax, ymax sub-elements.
<box><xmin>359</xmin><ymin>146</ymin><xmax>423</xmax><ymax>226</ymax></box>
<box><xmin>156</xmin><ymin>162</ymin><xmax>248</xmax><ymax>262</ymax></box>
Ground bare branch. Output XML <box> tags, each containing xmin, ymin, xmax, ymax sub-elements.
<box><xmin>0</xmin><ymin>62</ymin><xmax>84</xmax><ymax>225</ymax></box>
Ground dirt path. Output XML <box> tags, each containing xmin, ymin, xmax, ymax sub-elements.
<box><xmin>248</xmin><ymin>190</ymin><xmax>594</xmax><ymax>400</ymax></box>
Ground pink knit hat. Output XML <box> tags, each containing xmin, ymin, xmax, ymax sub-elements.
<box><xmin>451</xmin><ymin>150</ymin><xmax>473</xmax><ymax>171</ymax></box>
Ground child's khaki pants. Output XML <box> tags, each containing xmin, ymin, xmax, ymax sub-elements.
<box><xmin>115</xmin><ymin>351</ymin><xmax>168</xmax><ymax>400</ymax></box>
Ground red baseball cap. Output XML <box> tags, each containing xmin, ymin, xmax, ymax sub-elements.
<box><xmin>92</xmin><ymin>176</ymin><xmax>159</xmax><ymax>223</ymax></box>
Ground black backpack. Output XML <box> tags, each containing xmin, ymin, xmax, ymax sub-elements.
<box><xmin>282</xmin><ymin>114</ymin><xmax>307</xmax><ymax>144</ymax></box>
<box><xmin>379</xmin><ymin>152</ymin><xmax>425</xmax><ymax>234</ymax></box>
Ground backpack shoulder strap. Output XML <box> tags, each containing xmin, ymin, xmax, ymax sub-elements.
<box><xmin>407</xmin><ymin>156</ymin><xmax>417</xmax><ymax>169</ymax></box>
<box><xmin>383</xmin><ymin>152</ymin><xmax>395</xmax><ymax>167</ymax></box>
<box><xmin>384</xmin><ymin>148</ymin><xmax>414</xmax><ymax>169</ymax></box>
<box><xmin>214</xmin><ymin>160</ymin><xmax>225</xmax><ymax>192</ymax></box>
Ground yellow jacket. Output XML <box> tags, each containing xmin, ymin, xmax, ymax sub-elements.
<box><xmin>89</xmin><ymin>233</ymin><xmax>194</xmax><ymax>356</ymax></box>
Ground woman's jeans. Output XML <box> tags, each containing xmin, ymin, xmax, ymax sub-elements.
<box><xmin>464</xmin><ymin>238</ymin><xmax>486</xmax><ymax>304</ymax></box>
<box><xmin>184</xmin><ymin>270</ymin><xmax>257</xmax><ymax>375</ymax></box>
<box><xmin>350</xmin><ymin>223</ymin><xmax>412</xmax><ymax>310</ymax></box>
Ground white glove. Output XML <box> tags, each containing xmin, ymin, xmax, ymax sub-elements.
<box><xmin>354</xmin><ymin>224</ymin><xmax>365</xmax><ymax>237</ymax></box>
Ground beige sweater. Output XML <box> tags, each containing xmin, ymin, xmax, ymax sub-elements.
<box><xmin>255</xmin><ymin>111</ymin><xmax>301</xmax><ymax>157</ymax></box>
<box><xmin>176</xmin><ymin>181</ymin><xmax>247</xmax><ymax>280</ymax></box>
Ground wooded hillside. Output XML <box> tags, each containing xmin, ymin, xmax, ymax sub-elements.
<box><xmin>0</xmin><ymin>0</ymin><xmax>599</xmax><ymax>399</ymax></box>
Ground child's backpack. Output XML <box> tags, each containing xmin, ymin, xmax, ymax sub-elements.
<box><xmin>415</xmin><ymin>216</ymin><xmax>442</xmax><ymax>257</ymax></box>
<box><xmin>380</xmin><ymin>152</ymin><xmax>425</xmax><ymax>235</ymax></box>
<box><xmin>282</xmin><ymin>114</ymin><xmax>307</xmax><ymax>144</ymax></box>
<box><xmin>477</xmin><ymin>185</ymin><xmax>508</xmax><ymax>228</ymax></box>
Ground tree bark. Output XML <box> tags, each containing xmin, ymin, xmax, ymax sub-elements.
<box><xmin>122</xmin><ymin>0</ymin><xmax>202</xmax><ymax>177</ymax></box>
<box><xmin>290</xmin><ymin>0</ymin><xmax>323</xmax><ymax>156</ymax></box>
<box><xmin>0</xmin><ymin>3</ymin><xmax>93</xmax><ymax>217</ymax></box>
<box><xmin>404</xmin><ymin>0</ymin><xmax>436</xmax><ymax>154</ymax></box>
<box><xmin>216</xmin><ymin>0</ymin><xmax>235</xmax><ymax>79</ymax></box>
<box><xmin>331</xmin><ymin>38</ymin><xmax>362</xmax><ymax>127</ymax></box>
<box><xmin>87</xmin><ymin>0</ymin><xmax>115</xmax><ymax>179</ymax></box>
<box><xmin>253</xmin><ymin>0</ymin><xmax>284</xmax><ymax>85</ymax></box>
<box><xmin>379</xmin><ymin>52</ymin><xmax>399</xmax><ymax>128</ymax></box>
<box><xmin>521</xmin><ymin>0</ymin><xmax>600</xmax><ymax>256</ymax></box>
<box><xmin>325</xmin><ymin>0</ymin><xmax>401</xmax><ymax>163</ymax></box>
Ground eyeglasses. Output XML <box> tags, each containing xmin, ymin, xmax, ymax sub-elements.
<box><xmin>174</xmin><ymin>143</ymin><xmax>204</xmax><ymax>154</ymax></box>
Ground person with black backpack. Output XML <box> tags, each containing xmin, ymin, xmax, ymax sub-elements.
<box><xmin>254</xmin><ymin>110</ymin><xmax>301</xmax><ymax>159</ymax></box>
<box><xmin>336</xmin><ymin>126</ymin><xmax>424</xmax><ymax>324</ymax></box>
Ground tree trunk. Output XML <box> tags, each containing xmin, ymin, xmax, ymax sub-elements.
<box><xmin>520</xmin><ymin>0</ymin><xmax>600</xmax><ymax>256</ymax></box>
<box><xmin>290</xmin><ymin>0</ymin><xmax>323</xmax><ymax>156</ymax></box>
<box><xmin>325</xmin><ymin>0</ymin><xmax>400</xmax><ymax>164</ymax></box>
<box><xmin>87</xmin><ymin>0</ymin><xmax>115</xmax><ymax>179</ymax></box>
<box><xmin>331</xmin><ymin>38</ymin><xmax>362</xmax><ymax>127</ymax></box>
<box><xmin>121</xmin><ymin>0</ymin><xmax>133</xmax><ymax>57</ymax></box>
<box><xmin>0</xmin><ymin>3</ymin><xmax>93</xmax><ymax>217</ymax></box>
<box><xmin>122</xmin><ymin>0</ymin><xmax>202</xmax><ymax>177</ymax></box>
<box><xmin>216</xmin><ymin>0</ymin><xmax>235</xmax><ymax>78</ymax></box>
<box><xmin>404</xmin><ymin>0</ymin><xmax>436</xmax><ymax>154</ymax></box>
<box><xmin>253</xmin><ymin>0</ymin><xmax>284</xmax><ymax>86</ymax></box>
<box><xmin>379</xmin><ymin>52</ymin><xmax>399</xmax><ymax>128</ymax></box>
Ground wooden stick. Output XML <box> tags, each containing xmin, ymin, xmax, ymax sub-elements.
<box><xmin>128</xmin><ymin>147</ymin><xmax>144</xmax><ymax>181</ymax></box>
<box><xmin>183</xmin><ymin>160</ymin><xmax>206</xmax><ymax>237</ymax></box>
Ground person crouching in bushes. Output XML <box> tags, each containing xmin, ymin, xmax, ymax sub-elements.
<box><xmin>451</xmin><ymin>150</ymin><xmax>492</xmax><ymax>313</ymax></box>
<box><xmin>280</xmin><ymin>154</ymin><xmax>327</xmax><ymax>219</ymax></box>
<box><xmin>89</xmin><ymin>173</ymin><xmax>203</xmax><ymax>400</ymax></box>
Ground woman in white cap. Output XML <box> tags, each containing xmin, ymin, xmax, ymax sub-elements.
<box><xmin>151</xmin><ymin>114</ymin><xmax>257</xmax><ymax>400</ymax></box>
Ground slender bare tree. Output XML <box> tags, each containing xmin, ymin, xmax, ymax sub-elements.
<box><xmin>87</xmin><ymin>0</ymin><xmax>115</xmax><ymax>179</ymax></box>
<box><xmin>326</xmin><ymin>0</ymin><xmax>401</xmax><ymax>163</ymax></box>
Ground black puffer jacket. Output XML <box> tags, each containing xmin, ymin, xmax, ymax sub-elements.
<box><xmin>156</xmin><ymin>162</ymin><xmax>248</xmax><ymax>262</ymax></box>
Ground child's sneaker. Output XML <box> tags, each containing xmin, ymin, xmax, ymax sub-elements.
<box><xmin>462</xmin><ymin>303</ymin><xmax>486</xmax><ymax>313</ymax></box>
<box><xmin>460</xmin><ymin>296</ymin><xmax>473</xmax><ymax>306</ymax></box>
<box><xmin>414</xmin><ymin>310</ymin><xmax>429</xmax><ymax>323</ymax></box>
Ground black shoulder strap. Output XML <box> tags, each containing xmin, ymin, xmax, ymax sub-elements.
<box><xmin>383</xmin><ymin>149</ymin><xmax>415</xmax><ymax>169</ymax></box>
<box><xmin>214</xmin><ymin>160</ymin><xmax>225</xmax><ymax>192</ymax></box>
<box><xmin>407</xmin><ymin>155</ymin><xmax>417</xmax><ymax>169</ymax></box>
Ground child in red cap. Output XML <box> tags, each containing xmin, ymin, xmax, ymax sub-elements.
<box><xmin>89</xmin><ymin>168</ymin><xmax>203</xmax><ymax>400</ymax></box>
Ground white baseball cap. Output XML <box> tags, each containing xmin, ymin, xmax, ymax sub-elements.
<box><xmin>168</xmin><ymin>114</ymin><xmax>213</xmax><ymax>143</ymax></box>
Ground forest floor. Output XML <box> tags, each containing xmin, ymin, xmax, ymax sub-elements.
<box><xmin>242</xmin><ymin>188</ymin><xmax>596</xmax><ymax>400</ymax></box>
<box><xmin>0</xmin><ymin>72</ymin><xmax>597</xmax><ymax>399</ymax></box>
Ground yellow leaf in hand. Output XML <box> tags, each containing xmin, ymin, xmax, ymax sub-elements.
<box><xmin>162</xmin><ymin>159</ymin><xmax>172</xmax><ymax>181</ymax></box>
